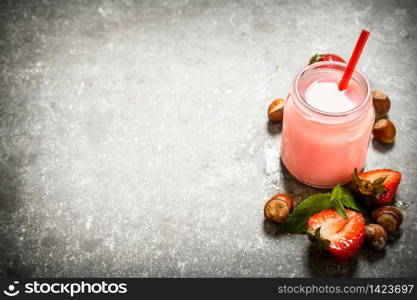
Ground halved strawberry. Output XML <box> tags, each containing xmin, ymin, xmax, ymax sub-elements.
<box><xmin>309</xmin><ymin>53</ymin><xmax>346</xmax><ymax>65</ymax></box>
<box><xmin>307</xmin><ymin>209</ymin><xmax>365</xmax><ymax>261</ymax></box>
<box><xmin>351</xmin><ymin>169</ymin><xmax>401</xmax><ymax>207</ymax></box>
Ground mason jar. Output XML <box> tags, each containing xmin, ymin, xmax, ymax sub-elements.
<box><xmin>280</xmin><ymin>61</ymin><xmax>374</xmax><ymax>188</ymax></box>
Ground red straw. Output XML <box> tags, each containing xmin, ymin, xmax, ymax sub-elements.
<box><xmin>338</xmin><ymin>30</ymin><xmax>370</xmax><ymax>90</ymax></box>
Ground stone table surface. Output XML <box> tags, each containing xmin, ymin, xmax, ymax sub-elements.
<box><xmin>1</xmin><ymin>0</ymin><xmax>416</xmax><ymax>277</ymax></box>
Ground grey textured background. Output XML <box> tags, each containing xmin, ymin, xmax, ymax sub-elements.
<box><xmin>0</xmin><ymin>0</ymin><xmax>416</xmax><ymax>277</ymax></box>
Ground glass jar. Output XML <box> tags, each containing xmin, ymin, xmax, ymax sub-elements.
<box><xmin>280</xmin><ymin>62</ymin><xmax>374</xmax><ymax>188</ymax></box>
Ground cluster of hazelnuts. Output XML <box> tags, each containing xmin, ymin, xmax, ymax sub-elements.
<box><xmin>267</xmin><ymin>90</ymin><xmax>396</xmax><ymax>144</ymax></box>
<box><xmin>264</xmin><ymin>194</ymin><xmax>404</xmax><ymax>251</ymax></box>
<box><xmin>372</xmin><ymin>90</ymin><xmax>396</xmax><ymax>144</ymax></box>
<box><xmin>365</xmin><ymin>205</ymin><xmax>403</xmax><ymax>250</ymax></box>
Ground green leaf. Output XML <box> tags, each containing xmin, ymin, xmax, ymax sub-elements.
<box><xmin>307</xmin><ymin>230</ymin><xmax>315</xmax><ymax>241</ymax></box>
<box><xmin>321</xmin><ymin>238</ymin><xmax>330</xmax><ymax>249</ymax></box>
<box><xmin>333</xmin><ymin>201</ymin><xmax>348</xmax><ymax>219</ymax></box>
<box><xmin>373</xmin><ymin>176</ymin><xmax>387</xmax><ymax>185</ymax></box>
<box><xmin>331</xmin><ymin>184</ymin><xmax>343</xmax><ymax>201</ymax></box>
<box><xmin>331</xmin><ymin>185</ymin><xmax>348</xmax><ymax>219</ymax></box>
<box><xmin>278</xmin><ymin>193</ymin><xmax>332</xmax><ymax>233</ymax></box>
<box><xmin>314</xmin><ymin>227</ymin><xmax>330</xmax><ymax>250</ymax></box>
<box><xmin>352</xmin><ymin>168</ymin><xmax>360</xmax><ymax>182</ymax></box>
<box><xmin>309</xmin><ymin>53</ymin><xmax>323</xmax><ymax>65</ymax></box>
<box><xmin>339</xmin><ymin>186</ymin><xmax>367</xmax><ymax>214</ymax></box>
<box><xmin>307</xmin><ymin>227</ymin><xmax>330</xmax><ymax>250</ymax></box>
<box><xmin>314</xmin><ymin>227</ymin><xmax>321</xmax><ymax>239</ymax></box>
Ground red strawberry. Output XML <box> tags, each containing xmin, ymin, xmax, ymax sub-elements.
<box><xmin>309</xmin><ymin>53</ymin><xmax>346</xmax><ymax>65</ymax></box>
<box><xmin>307</xmin><ymin>209</ymin><xmax>365</xmax><ymax>261</ymax></box>
<box><xmin>351</xmin><ymin>169</ymin><xmax>401</xmax><ymax>207</ymax></box>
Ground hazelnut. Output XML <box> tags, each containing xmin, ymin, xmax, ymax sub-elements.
<box><xmin>264</xmin><ymin>194</ymin><xmax>293</xmax><ymax>223</ymax></box>
<box><xmin>373</xmin><ymin>119</ymin><xmax>396</xmax><ymax>143</ymax></box>
<box><xmin>365</xmin><ymin>224</ymin><xmax>388</xmax><ymax>250</ymax></box>
<box><xmin>372</xmin><ymin>90</ymin><xmax>391</xmax><ymax>117</ymax></box>
<box><xmin>371</xmin><ymin>206</ymin><xmax>403</xmax><ymax>232</ymax></box>
<box><xmin>268</xmin><ymin>98</ymin><xmax>285</xmax><ymax>122</ymax></box>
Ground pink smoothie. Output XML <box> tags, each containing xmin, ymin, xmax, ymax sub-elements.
<box><xmin>304</xmin><ymin>73</ymin><xmax>362</xmax><ymax>113</ymax></box>
<box><xmin>281</xmin><ymin>67</ymin><xmax>374</xmax><ymax>187</ymax></box>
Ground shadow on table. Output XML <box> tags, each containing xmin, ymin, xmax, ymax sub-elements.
<box><xmin>387</xmin><ymin>228</ymin><xmax>403</xmax><ymax>243</ymax></box>
<box><xmin>0</xmin><ymin>153</ymin><xmax>33</xmax><ymax>277</ymax></box>
<box><xmin>279</xmin><ymin>159</ymin><xmax>323</xmax><ymax>197</ymax></box>
<box><xmin>371</xmin><ymin>138</ymin><xmax>394</xmax><ymax>153</ymax></box>
<box><xmin>359</xmin><ymin>248</ymin><xmax>386</xmax><ymax>264</ymax></box>
<box><xmin>359</xmin><ymin>229</ymin><xmax>401</xmax><ymax>263</ymax></box>
<box><xmin>307</xmin><ymin>245</ymin><xmax>358</xmax><ymax>277</ymax></box>
<box><xmin>266</xmin><ymin>120</ymin><xmax>282</xmax><ymax>135</ymax></box>
<box><xmin>262</xmin><ymin>219</ymin><xmax>281</xmax><ymax>237</ymax></box>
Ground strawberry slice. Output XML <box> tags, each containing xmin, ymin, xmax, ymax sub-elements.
<box><xmin>307</xmin><ymin>209</ymin><xmax>365</xmax><ymax>261</ymax></box>
<box><xmin>351</xmin><ymin>169</ymin><xmax>401</xmax><ymax>207</ymax></box>
<box><xmin>309</xmin><ymin>53</ymin><xmax>346</xmax><ymax>65</ymax></box>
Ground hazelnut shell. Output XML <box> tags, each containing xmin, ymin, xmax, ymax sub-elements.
<box><xmin>371</xmin><ymin>206</ymin><xmax>403</xmax><ymax>232</ymax></box>
<box><xmin>268</xmin><ymin>98</ymin><xmax>285</xmax><ymax>122</ymax></box>
<box><xmin>373</xmin><ymin>119</ymin><xmax>396</xmax><ymax>143</ymax></box>
<box><xmin>263</xmin><ymin>194</ymin><xmax>293</xmax><ymax>223</ymax></box>
<box><xmin>365</xmin><ymin>224</ymin><xmax>388</xmax><ymax>250</ymax></box>
<box><xmin>270</xmin><ymin>194</ymin><xmax>293</xmax><ymax>212</ymax></box>
<box><xmin>372</xmin><ymin>90</ymin><xmax>391</xmax><ymax>116</ymax></box>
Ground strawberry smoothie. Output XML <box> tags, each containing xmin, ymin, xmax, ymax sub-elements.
<box><xmin>280</xmin><ymin>62</ymin><xmax>374</xmax><ymax>187</ymax></box>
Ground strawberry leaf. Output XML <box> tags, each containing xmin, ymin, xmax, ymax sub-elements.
<box><xmin>331</xmin><ymin>185</ymin><xmax>348</xmax><ymax>219</ymax></box>
<box><xmin>307</xmin><ymin>227</ymin><xmax>330</xmax><ymax>250</ymax></box>
<box><xmin>278</xmin><ymin>193</ymin><xmax>332</xmax><ymax>233</ymax></box>
<box><xmin>309</xmin><ymin>53</ymin><xmax>324</xmax><ymax>65</ymax></box>
<box><xmin>314</xmin><ymin>227</ymin><xmax>321</xmax><ymax>239</ymax></box>
<box><xmin>373</xmin><ymin>176</ymin><xmax>387</xmax><ymax>185</ymax></box>
<box><xmin>315</xmin><ymin>227</ymin><xmax>330</xmax><ymax>250</ymax></box>
<box><xmin>352</xmin><ymin>168</ymin><xmax>360</xmax><ymax>182</ymax></box>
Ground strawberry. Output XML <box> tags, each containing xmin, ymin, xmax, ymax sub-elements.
<box><xmin>351</xmin><ymin>169</ymin><xmax>401</xmax><ymax>207</ymax></box>
<box><xmin>307</xmin><ymin>209</ymin><xmax>365</xmax><ymax>261</ymax></box>
<box><xmin>309</xmin><ymin>53</ymin><xmax>346</xmax><ymax>65</ymax></box>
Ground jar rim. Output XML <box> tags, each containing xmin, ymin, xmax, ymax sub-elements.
<box><xmin>293</xmin><ymin>61</ymin><xmax>371</xmax><ymax>117</ymax></box>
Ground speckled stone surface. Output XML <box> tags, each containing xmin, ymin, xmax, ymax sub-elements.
<box><xmin>0</xmin><ymin>0</ymin><xmax>416</xmax><ymax>277</ymax></box>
